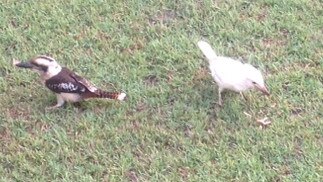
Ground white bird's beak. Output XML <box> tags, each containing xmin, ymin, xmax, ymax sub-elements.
<box><xmin>256</xmin><ymin>85</ymin><xmax>270</xmax><ymax>96</ymax></box>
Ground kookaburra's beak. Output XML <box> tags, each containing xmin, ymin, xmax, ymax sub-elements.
<box><xmin>15</xmin><ymin>61</ymin><xmax>34</xmax><ymax>69</ymax></box>
<box><xmin>256</xmin><ymin>85</ymin><xmax>270</xmax><ymax>96</ymax></box>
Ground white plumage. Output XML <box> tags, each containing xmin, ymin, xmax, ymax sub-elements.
<box><xmin>197</xmin><ymin>40</ymin><xmax>269</xmax><ymax>105</ymax></box>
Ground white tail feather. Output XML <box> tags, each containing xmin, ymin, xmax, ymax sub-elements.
<box><xmin>117</xmin><ymin>93</ymin><xmax>126</xmax><ymax>101</ymax></box>
<box><xmin>197</xmin><ymin>40</ymin><xmax>217</xmax><ymax>61</ymax></box>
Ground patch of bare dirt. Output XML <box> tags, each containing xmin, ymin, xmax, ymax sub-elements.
<box><xmin>256</xmin><ymin>8</ymin><xmax>268</xmax><ymax>22</ymax></box>
<box><xmin>136</xmin><ymin>102</ymin><xmax>149</xmax><ymax>113</ymax></box>
<box><xmin>178</xmin><ymin>167</ymin><xmax>191</xmax><ymax>181</ymax></box>
<box><xmin>97</xmin><ymin>31</ymin><xmax>111</xmax><ymax>41</ymax></box>
<box><xmin>121</xmin><ymin>39</ymin><xmax>145</xmax><ymax>55</ymax></box>
<box><xmin>126</xmin><ymin>101</ymin><xmax>149</xmax><ymax>118</ymax></box>
<box><xmin>7</xmin><ymin>107</ymin><xmax>31</xmax><ymax>120</ymax></box>
<box><xmin>148</xmin><ymin>10</ymin><xmax>177</xmax><ymax>25</ymax></box>
<box><xmin>261</xmin><ymin>37</ymin><xmax>287</xmax><ymax>49</ymax></box>
<box><xmin>260</xmin><ymin>28</ymin><xmax>289</xmax><ymax>52</ymax></box>
<box><xmin>291</xmin><ymin>108</ymin><xmax>303</xmax><ymax>116</ymax></box>
<box><xmin>267</xmin><ymin>62</ymin><xmax>317</xmax><ymax>76</ymax></box>
<box><xmin>184</xmin><ymin>124</ymin><xmax>194</xmax><ymax>138</ymax></box>
<box><xmin>166</xmin><ymin>71</ymin><xmax>174</xmax><ymax>83</ymax></box>
<box><xmin>0</xmin><ymin>127</ymin><xmax>12</xmax><ymax>143</ymax></box>
<box><xmin>144</xmin><ymin>75</ymin><xmax>159</xmax><ymax>86</ymax></box>
<box><xmin>125</xmin><ymin>169</ymin><xmax>139</xmax><ymax>182</ymax></box>
<box><xmin>293</xmin><ymin>137</ymin><xmax>304</xmax><ymax>159</ymax></box>
<box><xmin>193</xmin><ymin>67</ymin><xmax>210</xmax><ymax>83</ymax></box>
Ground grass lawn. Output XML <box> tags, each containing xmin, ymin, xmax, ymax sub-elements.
<box><xmin>0</xmin><ymin>0</ymin><xmax>322</xmax><ymax>181</ymax></box>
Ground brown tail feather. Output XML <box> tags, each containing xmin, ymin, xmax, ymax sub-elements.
<box><xmin>84</xmin><ymin>89</ymin><xmax>126</xmax><ymax>100</ymax></box>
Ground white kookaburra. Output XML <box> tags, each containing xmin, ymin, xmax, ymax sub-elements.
<box><xmin>14</xmin><ymin>55</ymin><xmax>126</xmax><ymax>109</ymax></box>
<box><xmin>197</xmin><ymin>40</ymin><xmax>269</xmax><ymax>105</ymax></box>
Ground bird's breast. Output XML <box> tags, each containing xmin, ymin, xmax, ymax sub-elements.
<box><xmin>60</xmin><ymin>93</ymin><xmax>83</xmax><ymax>102</ymax></box>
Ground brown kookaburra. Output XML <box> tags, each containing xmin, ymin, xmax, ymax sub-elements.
<box><xmin>14</xmin><ymin>55</ymin><xmax>126</xmax><ymax>109</ymax></box>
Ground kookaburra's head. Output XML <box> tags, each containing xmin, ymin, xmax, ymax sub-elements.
<box><xmin>15</xmin><ymin>55</ymin><xmax>62</xmax><ymax>79</ymax></box>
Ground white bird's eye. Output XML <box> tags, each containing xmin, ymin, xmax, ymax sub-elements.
<box><xmin>252</xmin><ymin>81</ymin><xmax>256</xmax><ymax>84</ymax></box>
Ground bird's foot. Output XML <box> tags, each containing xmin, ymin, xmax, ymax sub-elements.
<box><xmin>240</xmin><ymin>92</ymin><xmax>248</xmax><ymax>101</ymax></box>
<box><xmin>46</xmin><ymin>96</ymin><xmax>65</xmax><ymax>110</ymax></box>
<box><xmin>72</xmin><ymin>102</ymin><xmax>87</xmax><ymax>112</ymax></box>
<box><xmin>218</xmin><ymin>100</ymin><xmax>223</xmax><ymax>107</ymax></box>
<box><xmin>72</xmin><ymin>102</ymin><xmax>82</xmax><ymax>108</ymax></box>
<box><xmin>218</xmin><ymin>88</ymin><xmax>223</xmax><ymax>107</ymax></box>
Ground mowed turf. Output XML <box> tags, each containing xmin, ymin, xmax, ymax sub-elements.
<box><xmin>0</xmin><ymin>0</ymin><xmax>322</xmax><ymax>181</ymax></box>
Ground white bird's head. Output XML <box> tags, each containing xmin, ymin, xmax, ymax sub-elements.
<box><xmin>244</xmin><ymin>64</ymin><xmax>270</xmax><ymax>95</ymax></box>
<box><xmin>15</xmin><ymin>55</ymin><xmax>62</xmax><ymax>78</ymax></box>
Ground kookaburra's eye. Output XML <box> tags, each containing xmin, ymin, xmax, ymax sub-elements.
<box><xmin>33</xmin><ymin>63</ymin><xmax>48</xmax><ymax>72</ymax></box>
<box><xmin>39</xmin><ymin>65</ymin><xmax>48</xmax><ymax>72</ymax></box>
<box><xmin>252</xmin><ymin>81</ymin><xmax>256</xmax><ymax>84</ymax></box>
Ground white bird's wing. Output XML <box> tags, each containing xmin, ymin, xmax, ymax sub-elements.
<box><xmin>209</xmin><ymin>57</ymin><xmax>249</xmax><ymax>92</ymax></box>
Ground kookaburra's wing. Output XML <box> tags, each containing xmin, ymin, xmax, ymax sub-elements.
<box><xmin>69</xmin><ymin>71</ymin><xmax>98</xmax><ymax>93</ymax></box>
<box><xmin>45</xmin><ymin>68</ymin><xmax>92</xmax><ymax>94</ymax></box>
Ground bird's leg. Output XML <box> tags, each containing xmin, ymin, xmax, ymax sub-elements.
<box><xmin>240</xmin><ymin>92</ymin><xmax>251</xmax><ymax>109</ymax></box>
<box><xmin>218</xmin><ymin>88</ymin><xmax>223</xmax><ymax>106</ymax></box>
<box><xmin>46</xmin><ymin>94</ymin><xmax>65</xmax><ymax>110</ymax></box>
<box><xmin>240</xmin><ymin>92</ymin><xmax>248</xmax><ymax>102</ymax></box>
<box><xmin>72</xmin><ymin>102</ymin><xmax>82</xmax><ymax>108</ymax></box>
